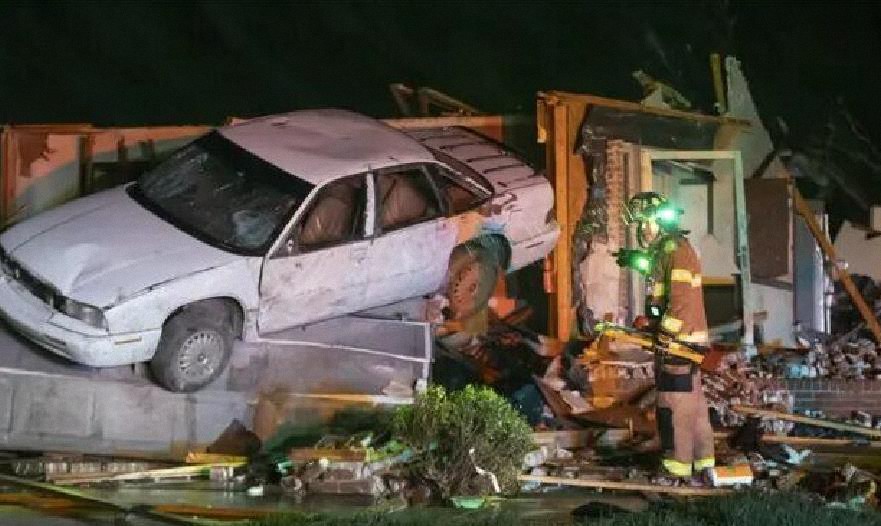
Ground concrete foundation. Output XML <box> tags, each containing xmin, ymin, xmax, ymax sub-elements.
<box><xmin>0</xmin><ymin>299</ymin><xmax>432</xmax><ymax>459</ymax></box>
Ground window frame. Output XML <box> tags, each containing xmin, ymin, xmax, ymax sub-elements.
<box><xmin>424</xmin><ymin>161</ymin><xmax>492</xmax><ymax>216</ymax></box>
<box><xmin>372</xmin><ymin>163</ymin><xmax>446</xmax><ymax>235</ymax></box>
<box><xmin>271</xmin><ymin>172</ymin><xmax>373</xmax><ymax>258</ymax></box>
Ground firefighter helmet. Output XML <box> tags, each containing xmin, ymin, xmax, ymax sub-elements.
<box><xmin>624</xmin><ymin>192</ymin><xmax>682</xmax><ymax>247</ymax></box>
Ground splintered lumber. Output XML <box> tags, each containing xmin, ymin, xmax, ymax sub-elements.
<box><xmin>518</xmin><ymin>474</ymin><xmax>732</xmax><ymax>496</ymax></box>
<box><xmin>532</xmin><ymin>430</ymin><xmax>594</xmax><ymax>449</ymax></box>
<box><xmin>289</xmin><ymin>448</ymin><xmax>370</xmax><ymax>463</ymax></box>
<box><xmin>184</xmin><ymin>452</ymin><xmax>247</xmax><ymax>464</ymax></box>
<box><xmin>714</xmin><ymin>431</ymin><xmax>881</xmax><ymax>448</ymax></box>
<box><xmin>731</xmin><ymin>405</ymin><xmax>881</xmax><ymax>439</ymax></box>
<box><xmin>47</xmin><ymin>461</ymin><xmax>245</xmax><ymax>485</ymax></box>
<box><xmin>789</xmin><ymin>182</ymin><xmax>881</xmax><ymax>344</ymax></box>
<box><xmin>0</xmin><ymin>474</ymin><xmax>196</xmax><ymax>525</ymax></box>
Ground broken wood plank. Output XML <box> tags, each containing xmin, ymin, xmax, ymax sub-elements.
<box><xmin>184</xmin><ymin>452</ymin><xmax>248</xmax><ymax>464</ymax></box>
<box><xmin>714</xmin><ymin>431</ymin><xmax>881</xmax><ymax>448</ymax></box>
<box><xmin>532</xmin><ymin>430</ymin><xmax>594</xmax><ymax>449</ymax></box>
<box><xmin>789</xmin><ymin>182</ymin><xmax>881</xmax><ymax>344</ymax></box>
<box><xmin>731</xmin><ymin>406</ymin><xmax>881</xmax><ymax>438</ymax></box>
<box><xmin>47</xmin><ymin>462</ymin><xmax>245</xmax><ymax>485</ymax></box>
<box><xmin>518</xmin><ymin>474</ymin><xmax>732</xmax><ymax>496</ymax></box>
<box><xmin>0</xmin><ymin>473</ymin><xmax>197</xmax><ymax>525</ymax></box>
<box><xmin>289</xmin><ymin>448</ymin><xmax>370</xmax><ymax>463</ymax></box>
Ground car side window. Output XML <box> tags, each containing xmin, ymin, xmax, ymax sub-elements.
<box><xmin>427</xmin><ymin>164</ymin><xmax>485</xmax><ymax>215</ymax></box>
<box><xmin>289</xmin><ymin>175</ymin><xmax>367</xmax><ymax>253</ymax></box>
<box><xmin>376</xmin><ymin>166</ymin><xmax>441</xmax><ymax>232</ymax></box>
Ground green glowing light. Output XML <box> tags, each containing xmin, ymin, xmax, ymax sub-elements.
<box><xmin>656</xmin><ymin>206</ymin><xmax>678</xmax><ymax>224</ymax></box>
<box><xmin>634</xmin><ymin>255</ymin><xmax>651</xmax><ymax>272</ymax></box>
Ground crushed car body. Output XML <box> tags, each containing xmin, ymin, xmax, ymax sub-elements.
<box><xmin>0</xmin><ymin>109</ymin><xmax>558</xmax><ymax>391</ymax></box>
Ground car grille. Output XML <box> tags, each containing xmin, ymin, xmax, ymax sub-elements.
<box><xmin>0</xmin><ymin>246</ymin><xmax>58</xmax><ymax>307</ymax></box>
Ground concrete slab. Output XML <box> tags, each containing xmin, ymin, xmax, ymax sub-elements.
<box><xmin>0</xmin><ymin>299</ymin><xmax>432</xmax><ymax>459</ymax></box>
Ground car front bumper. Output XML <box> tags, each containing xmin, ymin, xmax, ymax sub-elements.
<box><xmin>0</xmin><ymin>276</ymin><xmax>159</xmax><ymax>367</ymax></box>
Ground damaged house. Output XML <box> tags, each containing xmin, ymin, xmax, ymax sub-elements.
<box><xmin>538</xmin><ymin>57</ymin><xmax>831</xmax><ymax>352</ymax></box>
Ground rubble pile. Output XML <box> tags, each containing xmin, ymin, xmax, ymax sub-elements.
<box><xmin>703</xmin><ymin>369</ymin><xmax>794</xmax><ymax>433</ymax></box>
<box><xmin>760</xmin><ymin>338</ymin><xmax>881</xmax><ymax>380</ymax></box>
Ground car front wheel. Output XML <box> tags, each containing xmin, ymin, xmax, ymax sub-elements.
<box><xmin>150</xmin><ymin>302</ymin><xmax>234</xmax><ymax>392</ymax></box>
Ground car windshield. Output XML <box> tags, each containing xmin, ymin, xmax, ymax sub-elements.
<box><xmin>133</xmin><ymin>132</ymin><xmax>313</xmax><ymax>254</ymax></box>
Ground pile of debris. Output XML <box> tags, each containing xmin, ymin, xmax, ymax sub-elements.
<box><xmin>759</xmin><ymin>338</ymin><xmax>881</xmax><ymax>380</ymax></box>
<box><xmin>279</xmin><ymin>439</ymin><xmax>412</xmax><ymax>498</ymax></box>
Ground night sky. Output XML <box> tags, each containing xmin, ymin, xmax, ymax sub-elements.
<box><xmin>1</xmin><ymin>1</ymin><xmax>880</xmax><ymax>213</ymax></box>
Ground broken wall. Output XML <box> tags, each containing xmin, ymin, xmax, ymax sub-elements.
<box><xmin>1</xmin><ymin>125</ymin><xmax>208</xmax><ymax>224</ymax></box>
<box><xmin>717</xmin><ymin>58</ymin><xmax>798</xmax><ymax>346</ymax></box>
<box><xmin>834</xmin><ymin>220</ymin><xmax>881</xmax><ymax>282</ymax></box>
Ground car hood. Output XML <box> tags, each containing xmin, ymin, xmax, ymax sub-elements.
<box><xmin>0</xmin><ymin>186</ymin><xmax>244</xmax><ymax>308</ymax></box>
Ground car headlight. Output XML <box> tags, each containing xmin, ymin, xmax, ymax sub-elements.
<box><xmin>57</xmin><ymin>297</ymin><xmax>107</xmax><ymax>330</ymax></box>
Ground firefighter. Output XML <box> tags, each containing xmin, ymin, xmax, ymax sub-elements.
<box><xmin>622</xmin><ymin>192</ymin><xmax>715</xmax><ymax>480</ymax></box>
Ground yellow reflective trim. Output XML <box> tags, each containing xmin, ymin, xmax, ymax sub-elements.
<box><xmin>669</xmin><ymin>344</ymin><xmax>705</xmax><ymax>364</ymax></box>
<box><xmin>652</xmin><ymin>282</ymin><xmax>665</xmax><ymax>297</ymax></box>
<box><xmin>662</xmin><ymin>458</ymin><xmax>693</xmax><ymax>477</ymax></box>
<box><xmin>694</xmin><ymin>457</ymin><xmax>716</xmax><ymax>470</ymax></box>
<box><xmin>679</xmin><ymin>331</ymin><xmax>709</xmax><ymax>343</ymax></box>
<box><xmin>661</xmin><ymin>316</ymin><xmax>683</xmax><ymax>333</ymax></box>
<box><xmin>670</xmin><ymin>268</ymin><xmax>693</xmax><ymax>283</ymax></box>
<box><xmin>691</xmin><ymin>274</ymin><xmax>702</xmax><ymax>287</ymax></box>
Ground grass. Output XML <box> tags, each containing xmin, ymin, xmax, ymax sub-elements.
<box><xmin>249</xmin><ymin>492</ymin><xmax>881</xmax><ymax>526</ymax></box>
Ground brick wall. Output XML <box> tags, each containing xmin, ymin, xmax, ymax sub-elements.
<box><xmin>779</xmin><ymin>379</ymin><xmax>881</xmax><ymax>416</ymax></box>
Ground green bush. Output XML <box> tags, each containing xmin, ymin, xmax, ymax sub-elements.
<box><xmin>392</xmin><ymin>385</ymin><xmax>533</xmax><ymax>499</ymax></box>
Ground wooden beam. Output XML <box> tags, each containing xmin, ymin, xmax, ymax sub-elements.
<box><xmin>788</xmin><ymin>182</ymin><xmax>881</xmax><ymax>344</ymax></box>
<box><xmin>539</xmin><ymin>91</ymin><xmax>751</xmax><ymax>127</ymax></box>
<box><xmin>642</xmin><ymin>149</ymin><xmax>740</xmax><ymax>161</ymax></box>
<box><xmin>714</xmin><ymin>431</ymin><xmax>881</xmax><ymax>448</ymax></box>
<box><xmin>47</xmin><ymin>461</ymin><xmax>245</xmax><ymax>485</ymax></box>
<box><xmin>710</xmin><ymin>53</ymin><xmax>727</xmax><ymax>114</ymax></box>
<box><xmin>0</xmin><ymin>473</ymin><xmax>197</xmax><ymax>525</ymax></box>
<box><xmin>731</xmin><ymin>405</ymin><xmax>881</xmax><ymax>439</ymax></box>
<box><xmin>532</xmin><ymin>430</ymin><xmax>594</xmax><ymax>449</ymax></box>
<box><xmin>551</xmin><ymin>103</ymin><xmax>573</xmax><ymax>339</ymax></box>
<box><xmin>518</xmin><ymin>474</ymin><xmax>733</xmax><ymax>496</ymax></box>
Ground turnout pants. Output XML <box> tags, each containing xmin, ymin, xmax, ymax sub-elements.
<box><xmin>655</xmin><ymin>365</ymin><xmax>714</xmax><ymax>477</ymax></box>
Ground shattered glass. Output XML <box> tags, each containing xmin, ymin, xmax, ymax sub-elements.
<box><xmin>134</xmin><ymin>132</ymin><xmax>312</xmax><ymax>254</ymax></box>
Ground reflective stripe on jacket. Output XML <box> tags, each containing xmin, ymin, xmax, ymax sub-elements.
<box><xmin>649</xmin><ymin>236</ymin><xmax>708</xmax><ymax>344</ymax></box>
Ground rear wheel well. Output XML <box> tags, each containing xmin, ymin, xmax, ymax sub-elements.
<box><xmin>165</xmin><ymin>298</ymin><xmax>244</xmax><ymax>339</ymax></box>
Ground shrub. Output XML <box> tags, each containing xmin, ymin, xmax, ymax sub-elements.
<box><xmin>392</xmin><ymin>385</ymin><xmax>533</xmax><ymax>499</ymax></box>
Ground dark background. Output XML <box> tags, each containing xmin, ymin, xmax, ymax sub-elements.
<box><xmin>1</xmin><ymin>1</ymin><xmax>880</xmax><ymax>218</ymax></box>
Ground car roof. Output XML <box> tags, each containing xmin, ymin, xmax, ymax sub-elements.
<box><xmin>219</xmin><ymin>109</ymin><xmax>434</xmax><ymax>186</ymax></box>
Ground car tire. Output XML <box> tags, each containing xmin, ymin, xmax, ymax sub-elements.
<box><xmin>150</xmin><ymin>301</ymin><xmax>234</xmax><ymax>393</ymax></box>
<box><xmin>446</xmin><ymin>244</ymin><xmax>500</xmax><ymax>320</ymax></box>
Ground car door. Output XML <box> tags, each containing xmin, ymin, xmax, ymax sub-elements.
<box><xmin>362</xmin><ymin>164</ymin><xmax>459</xmax><ymax>307</ymax></box>
<box><xmin>258</xmin><ymin>174</ymin><xmax>374</xmax><ymax>333</ymax></box>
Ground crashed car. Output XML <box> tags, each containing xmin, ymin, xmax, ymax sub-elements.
<box><xmin>0</xmin><ymin>109</ymin><xmax>558</xmax><ymax>392</ymax></box>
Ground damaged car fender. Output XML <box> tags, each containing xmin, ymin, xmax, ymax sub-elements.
<box><xmin>104</xmin><ymin>257</ymin><xmax>261</xmax><ymax>340</ymax></box>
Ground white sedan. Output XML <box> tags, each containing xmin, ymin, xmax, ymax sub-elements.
<box><xmin>0</xmin><ymin>110</ymin><xmax>558</xmax><ymax>391</ymax></box>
